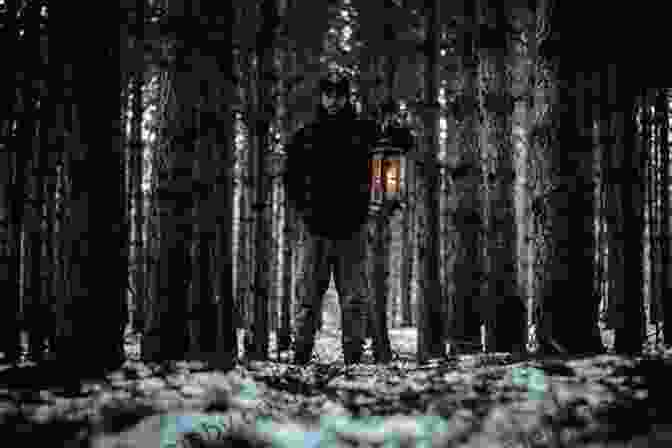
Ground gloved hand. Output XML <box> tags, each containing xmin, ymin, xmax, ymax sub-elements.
<box><xmin>368</xmin><ymin>202</ymin><xmax>382</xmax><ymax>216</ymax></box>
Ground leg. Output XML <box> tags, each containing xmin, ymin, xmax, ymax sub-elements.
<box><xmin>333</xmin><ymin>225</ymin><xmax>370</xmax><ymax>364</ymax></box>
<box><xmin>293</xmin><ymin>231</ymin><xmax>332</xmax><ymax>364</ymax></box>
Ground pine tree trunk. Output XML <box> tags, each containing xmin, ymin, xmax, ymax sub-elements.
<box><xmin>659</xmin><ymin>89</ymin><xmax>672</xmax><ymax>345</ymax></box>
<box><xmin>417</xmin><ymin>0</ymin><xmax>444</xmax><ymax>363</ymax></box>
<box><xmin>400</xmin><ymin>154</ymin><xmax>415</xmax><ymax>327</ymax></box>
<box><xmin>144</xmin><ymin>28</ymin><xmax>196</xmax><ymax>361</ymax></box>
<box><xmin>249</xmin><ymin>0</ymin><xmax>281</xmax><ymax>361</ymax></box>
<box><xmin>475</xmin><ymin>0</ymin><xmax>525</xmax><ymax>354</ymax></box>
<box><xmin>511</xmin><ymin>9</ymin><xmax>534</xmax><ymax>354</ymax></box>
<box><xmin>613</xmin><ymin>88</ymin><xmax>646</xmax><ymax>354</ymax></box>
<box><xmin>28</xmin><ymin>65</ymin><xmax>52</xmax><ymax>361</ymax></box>
<box><xmin>370</xmin><ymin>211</ymin><xmax>393</xmax><ymax>362</ymax></box>
<box><xmin>241</xmin><ymin>51</ymin><xmax>258</xmax><ymax>352</ymax></box>
<box><xmin>277</xmin><ymin>29</ymin><xmax>294</xmax><ymax>352</ymax></box>
<box><xmin>539</xmin><ymin>16</ymin><xmax>603</xmax><ymax>354</ymax></box>
<box><xmin>641</xmin><ymin>90</ymin><xmax>654</xmax><ymax>329</ymax></box>
<box><xmin>130</xmin><ymin>70</ymin><xmax>146</xmax><ymax>334</ymax></box>
<box><xmin>57</xmin><ymin>0</ymin><xmax>127</xmax><ymax>373</ymax></box>
<box><xmin>44</xmin><ymin>112</ymin><xmax>61</xmax><ymax>356</ymax></box>
<box><xmin>236</xmin><ymin>164</ymin><xmax>251</xmax><ymax>340</ymax></box>
<box><xmin>131</xmin><ymin>2</ymin><xmax>146</xmax><ymax>338</ymax></box>
<box><xmin>449</xmin><ymin>25</ymin><xmax>483</xmax><ymax>353</ymax></box>
<box><xmin>211</xmin><ymin>0</ymin><xmax>237</xmax><ymax>368</ymax></box>
<box><xmin>0</xmin><ymin>0</ymin><xmax>22</xmax><ymax>363</ymax></box>
<box><xmin>16</xmin><ymin>2</ymin><xmax>44</xmax><ymax>362</ymax></box>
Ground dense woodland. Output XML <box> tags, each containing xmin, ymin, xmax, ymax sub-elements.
<box><xmin>1</xmin><ymin>0</ymin><xmax>671</xmax><ymax>378</ymax></box>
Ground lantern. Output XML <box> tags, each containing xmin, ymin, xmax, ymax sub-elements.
<box><xmin>369</xmin><ymin>125</ymin><xmax>414</xmax><ymax>210</ymax></box>
<box><xmin>370</xmin><ymin>145</ymin><xmax>405</xmax><ymax>204</ymax></box>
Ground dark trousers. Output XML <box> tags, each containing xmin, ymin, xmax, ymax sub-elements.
<box><xmin>293</xmin><ymin>220</ymin><xmax>370</xmax><ymax>363</ymax></box>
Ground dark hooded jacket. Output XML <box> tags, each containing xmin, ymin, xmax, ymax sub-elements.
<box><xmin>284</xmin><ymin>102</ymin><xmax>379</xmax><ymax>240</ymax></box>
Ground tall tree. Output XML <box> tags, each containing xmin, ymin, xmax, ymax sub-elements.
<box><xmin>0</xmin><ymin>0</ymin><xmax>22</xmax><ymax>362</ymax></box>
<box><xmin>475</xmin><ymin>0</ymin><xmax>525</xmax><ymax>353</ymax></box>
<box><xmin>187</xmin><ymin>1</ymin><xmax>234</xmax><ymax>359</ymax></box>
<box><xmin>612</xmin><ymin>87</ymin><xmax>646</xmax><ymax>353</ymax></box>
<box><xmin>55</xmin><ymin>0</ymin><xmax>128</xmax><ymax>373</ymax></box>
<box><xmin>15</xmin><ymin>0</ymin><xmax>44</xmax><ymax>362</ymax></box>
<box><xmin>417</xmin><ymin>0</ymin><xmax>444</xmax><ymax>362</ymax></box>
<box><xmin>537</xmin><ymin>6</ymin><xmax>603</xmax><ymax>355</ymax></box>
<box><xmin>249</xmin><ymin>0</ymin><xmax>282</xmax><ymax>360</ymax></box>
<box><xmin>211</xmin><ymin>0</ymin><xmax>238</xmax><ymax>368</ymax></box>
<box><xmin>28</xmin><ymin>1</ymin><xmax>52</xmax><ymax>360</ymax></box>
<box><xmin>129</xmin><ymin>0</ymin><xmax>147</xmax><ymax>334</ymax></box>
<box><xmin>657</xmin><ymin>89</ymin><xmax>671</xmax><ymax>345</ymax></box>
<box><xmin>144</xmin><ymin>1</ymin><xmax>198</xmax><ymax>361</ymax></box>
<box><xmin>277</xmin><ymin>0</ymin><xmax>295</xmax><ymax>353</ymax></box>
<box><xmin>448</xmin><ymin>1</ymin><xmax>483</xmax><ymax>353</ymax></box>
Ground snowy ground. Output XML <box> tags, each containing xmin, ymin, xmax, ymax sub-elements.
<box><xmin>2</xmin><ymin>319</ymin><xmax>672</xmax><ymax>447</ymax></box>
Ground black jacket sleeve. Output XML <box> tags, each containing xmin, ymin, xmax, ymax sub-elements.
<box><xmin>283</xmin><ymin>126</ymin><xmax>310</xmax><ymax>212</ymax></box>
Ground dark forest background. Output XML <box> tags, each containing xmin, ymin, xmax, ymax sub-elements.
<box><xmin>1</xmin><ymin>0</ymin><xmax>671</xmax><ymax>377</ymax></box>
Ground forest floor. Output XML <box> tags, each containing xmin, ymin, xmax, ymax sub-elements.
<box><xmin>1</xmin><ymin>321</ymin><xmax>672</xmax><ymax>448</ymax></box>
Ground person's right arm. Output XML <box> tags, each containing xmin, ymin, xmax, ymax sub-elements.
<box><xmin>283</xmin><ymin>126</ymin><xmax>311</xmax><ymax>213</ymax></box>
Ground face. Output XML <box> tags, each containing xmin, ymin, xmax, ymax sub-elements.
<box><xmin>321</xmin><ymin>91</ymin><xmax>347</xmax><ymax>115</ymax></box>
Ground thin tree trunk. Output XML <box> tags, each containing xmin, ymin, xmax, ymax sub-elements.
<box><xmin>650</xmin><ymin>89</ymin><xmax>666</xmax><ymax>326</ymax></box>
<box><xmin>250</xmin><ymin>0</ymin><xmax>280</xmax><ymax>360</ymax></box>
<box><xmin>399</xmin><ymin>137</ymin><xmax>416</xmax><ymax>326</ymax></box>
<box><xmin>371</xmin><ymin>210</ymin><xmax>393</xmax><ymax>362</ymax></box>
<box><xmin>659</xmin><ymin>89</ymin><xmax>672</xmax><ymax>345</ymax></box>
<box><xmin>131</xmin><ymin>69</ymin><xmax>146</xmax><ymax>334</ymax></box>
<box><xmin>277</xmin><ymin>14</ymin><xmax>294</xmax><ymax>351</ymax></box>
<box><xmin>0</xmin><ymin>0</ymin><xmax>23</xmax><ymax>363</ymax></box>
<box><xmin>417</xmin><ymin>0</ymin><xmax>444</xmax><ymax>363</ymax></box>
<box><xmin>613</xmin><ymin>87</ymin><xmax>646</xmax><ymax>354</ymax></box>
<box><xmin>208</xmin><ymin>0</ymin><xmax>238</xmax><ymax>368</ymax></box>
<box><xmin>15</xmin><ymin>3</ymin><xmax>42</xmax><ymax>361</ymax></box>
<box><xmin>449</xmin><ymin>13</ymin><xmax>483</xmax><ymax>353</ymax></box>
<box><xmin>28</xmin><ymin>60</ymin><xmax>50</xmax><ymax>361</ymax></box>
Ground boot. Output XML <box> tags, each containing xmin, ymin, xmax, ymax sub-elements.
<box><xmin>343</xmin><ymin>343</ymin><xmax>363</xmax><ymax>365</ymax></box>
<box><xmin>293</xmin><ymin>339</ymin><xmax>314</xmax><ymax>365</ymax></box>
<box><xmin>293</xmin><ymin>350</ymin><xmax>312</xmax><ymax>365</ymax></box>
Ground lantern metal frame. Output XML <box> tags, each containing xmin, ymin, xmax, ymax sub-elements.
<box><xmin>368</xmin><ymin>121</ymin><xmax>415</xmax><ymax>215</ymax></box>
<box><xmin>369</xmin><ymin>143</ymin><xmax>407</xmax><ymax>207</ymax></box>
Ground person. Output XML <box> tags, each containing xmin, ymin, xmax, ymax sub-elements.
<box><xmin>283</xmin><ymin>73</ymin><xmax>379</xmax><ymax>365</ymax></box>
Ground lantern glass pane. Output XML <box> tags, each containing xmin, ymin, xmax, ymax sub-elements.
<box><xmin>371</xmin><ymin>156</ymin><xmax>383</xmax><ymax>203</ymax></box>
<box><xmin>399</xmin><ymin>156</ymin><xmax>406</xmax><ymax>196</ymax></box>
<box><xmin>384</xmin><ymin>159</ymin><xmax>400</xmax><ymax>193</ymax></box>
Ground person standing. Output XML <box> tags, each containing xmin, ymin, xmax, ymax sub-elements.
<box><xmin>283</xmin><ymin>73</ymin><xmax>379</xmax><ymax>365</ymax></box>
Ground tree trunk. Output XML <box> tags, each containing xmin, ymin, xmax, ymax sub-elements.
<box><xmin>476</xmin><ymin>0</ymin><xmax>525</xmax><ymax>354</ymax></box>
<box><xmin>249</xmin><ymin>0</ymin><xmax>281</xmax><ymax>361</ymax></box>
<box><xmin>612</xmin><ymin>87</ymin><xmax>646</xmax><ymax>354</ymax></box>
<box><xmin>211</xmin><ymin>0</ymin><xmax>238</xmax><ymax>369</ymax></box>
<box><xmin>144</xmin><ymin>26</ymin><xmax>195</xmax><ymax>361</ymax></box>
<box><xmin>55</xmin><ymin>0</ymin><xmax>127</xmax><ymax>374</ymax></box>
<box><xmin>130</xmin><ymin>68</ymin><xmax>146</xmax><ymax>334</ymax></box>
<box><xmin>449</xmin><ymin>14</ymin><xmax>483</xmax><ymax>353</ymax></box>
<box><xmin>400</xmin><ymin>135</ymin><xmax>416</xmax><ymax>327</ymax></box>
<box><xmin>538</xmin><ymin>15</ymin><xmax>603</xmax><ymax>354</ymax></box>
<box><xmin>277</xmin><ymin>15</ymin><xmax>294</xmax><ymax>351</ymax></box>
<box><xmin>659</xmin><ymin>89</ymin><xmax>672</xmax><ymax>345</ymax></box>
<box><xmin>370</xmin><ymin>210</ymin><xmax>393</xmax><ymax>362</ymax></box>
<box><xmin>417</xmin><ymin>0</ymin><xmax>444</xmax><ymax>363</ymax></box>
<box><xmin>241</xmin><ymin>51</ymin><xmax>258</xmax><ymax>353</ymax></box>
<box><xmin>28</xmin><ymin>55</ymin><xmax>51</xmax><ymax>361</ymax></box>
<box><xmin>0</xmin><ymin>0</ymin><xmax>21</xmax><ymax>362</ymax></box>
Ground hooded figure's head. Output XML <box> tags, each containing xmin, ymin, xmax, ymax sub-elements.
<box><xmin>317</xmin><ymin>74</ymin><xmax>355</xmax><ymax>121</ymax></box>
